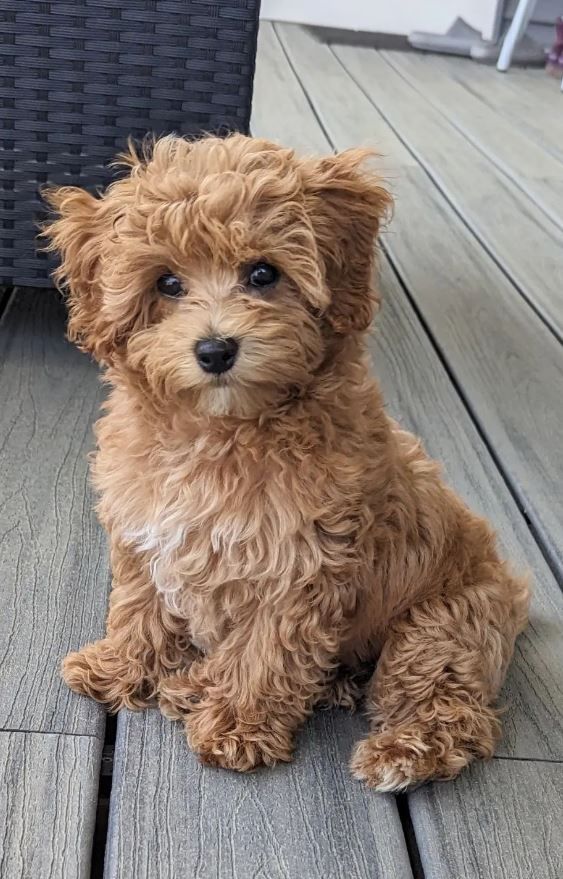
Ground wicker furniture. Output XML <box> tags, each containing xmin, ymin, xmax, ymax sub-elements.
<box><xmin>0</xmin><ymin>0</ymin><xmax>260</xmax><ymax>287</ymax></box>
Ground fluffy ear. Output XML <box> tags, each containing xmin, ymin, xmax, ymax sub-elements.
<box><xmin>42</xmin><ymin>186</ymin><xmax>115</xmax><ymax>362</ymax></box>
<box><xmin>302</xmin><ymin>149</ymin><xmax>392</xmax><ymax>334</ymax></box>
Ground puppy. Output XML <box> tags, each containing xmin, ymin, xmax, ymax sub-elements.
<box><xmin>44</xmin><ymin>134</ymin><xmax>529</xmax><ymax>791</ymax></box>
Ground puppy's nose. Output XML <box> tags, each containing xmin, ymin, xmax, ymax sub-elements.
<box><xmin>195</xmin><ymin>337</ymin><xmax>239</xmax><ymax>374</ymax></box>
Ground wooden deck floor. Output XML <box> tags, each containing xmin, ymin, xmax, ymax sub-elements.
<box><xmin>1</xmin><ymin>24</ymin><xmax>562</xmax><ymax>879</ymax></box>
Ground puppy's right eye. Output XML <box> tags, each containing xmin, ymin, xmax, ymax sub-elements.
<box><xmin>247</xmin><ymin>262</ymin><xmax>279</xmax><ymax>290</ymax></box>
<box><xmin>157</xmin><ymin>273</ymin><xmax>184</xmax><ymax>298</ymax></box>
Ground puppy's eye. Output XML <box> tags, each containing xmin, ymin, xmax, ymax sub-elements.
<box><xmin>157</xmin><ymin>273</ymin><xmax>184</xmax><ymax>298</ymax></box>
<box><xmin>247</xmin><ymin>262</ymin><xmax>279</xmax><ymax>290</ymax></box>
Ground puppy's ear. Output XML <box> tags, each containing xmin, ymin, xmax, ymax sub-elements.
<box><xmin>42</xmin><ymin>186</ymin><xmax>115</xmax><ymax>362</ymax></box>
<box><xmin>302</xmin><ymin>149</ymin><xmax>392</xmax><ymax>334</ymax></box>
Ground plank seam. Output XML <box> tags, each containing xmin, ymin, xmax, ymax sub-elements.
<box><xmin>493</xmin><ymin>754</ymin><xmax>563</xmax><ymax>765</ymax></box>
<box><xmin>396</xmin><ymin>794</ymin><xmax>426</xmax><ymax>879</ymax></box>
<box><xmin>331</xmin><ymin>46</ymin><xmax>563</xmax><ymax>348</ymax></box>
<box><xmin>91</xmin><ymin>713</ymin><xmax>116</xmax><ymax>878</ymax></box>
<box><xmin>0</xmin><ymin>726</ymin><xmax>105</xmax><ymax>739</ymax></box>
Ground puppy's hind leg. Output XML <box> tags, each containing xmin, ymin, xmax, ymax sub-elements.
<box><xmin>351</xmin><ymin>567</ymin><xmax>529</xmax><ymax>792</ymax></box>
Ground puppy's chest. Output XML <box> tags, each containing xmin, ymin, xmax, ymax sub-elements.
<box><xmin>120</xmin><ymin>447</ymin><xmax>351</xmax><ymax>614</ymax></box>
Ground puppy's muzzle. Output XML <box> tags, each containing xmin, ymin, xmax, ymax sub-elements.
<box><xmin>195</xmin><ymin>337</ymin><xmax>239</xmax><ymax>375</ymax></box>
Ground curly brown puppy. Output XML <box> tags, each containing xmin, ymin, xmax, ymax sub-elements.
<box><xmin>44</xmin><ymin>134</ymin><xmax>529</xmax><ymax>791</ymax></box>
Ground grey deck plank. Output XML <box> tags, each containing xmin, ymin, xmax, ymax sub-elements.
<box><xmin>330</xmin><ymin>40</ymin><xmax>563</xmax><ymax>339</ymax></box>
<box><xmin>250</xmin><ymin>23</ymin><xmax>417</xmax><ymax>173</ymax></box>
<box><xmin>251</xmin><ymin>24</ymin><xmax>329</xmax><ymax>154</ymax></box>
<box><xmin>275</xmin><ymin>24</ymin><xmax>563</xmax><ymax>582</ymax></box>
<box><xmin>0</xmin><ymin>730</ymin><xmax>101</xmax><ymax>879</ymax></box>
<box><xmin>105</xmin><ymin>710</ymin><xmax>413</xmax><ymax>879</ymax></box>
<box><xmin>0</xmin><ymin>288</ymin><xmax>108</xmax><ymax>735</ymax></box>
<box><xmin>422</xmin><ymin>54</ymin><xmax>563</xmax><ymax>164</ymax></box>
<box><xmin>409</xmin><ymin>760</ymin><xmax>563</xmax><ymax>879</ymax></box>
<box><xmin>380</xmin><ymin>50</ymin><xmax>563</xmax><ymax>231</ymax></box>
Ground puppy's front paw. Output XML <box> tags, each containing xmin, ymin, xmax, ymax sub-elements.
<box><xmin>62</xmin><ymin>639</ymin><xmax>155</xmax><ymax>712</ymax></box>
<box><xmin>185</xmin><ymin>697</ymin><xmax>294</xmax><ymax>771</ymax></box>
<box><xmin>351</xmin><ymin>728</ymin><xmax>440</xmax><ymax>792</ymax></box>
<box><xmin>351</xmin><ymin>716</ymin><xmax>497</xmax><ymax>792</ymax></box>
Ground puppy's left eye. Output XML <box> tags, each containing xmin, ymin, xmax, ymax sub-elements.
<box><xmin>157</xmin><ymin>273</ymin><xmax>184</xmax><ymax>298</ymax></box>
<box><xmin>247</xmin><ymin>262</ymin><xmax>279</xmax><ymax>290</ymax></box>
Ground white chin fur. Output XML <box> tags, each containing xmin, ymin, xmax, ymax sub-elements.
<box><xmin>202</xmin><ymin>384</ymin><xmax>234</xmax><ymax>417</ymax></box>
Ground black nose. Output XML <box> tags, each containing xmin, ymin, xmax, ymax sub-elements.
<box><xmin>195</xmin><ymin>337</ymin><xmax>239</xmax><ymax>375</ymax></box>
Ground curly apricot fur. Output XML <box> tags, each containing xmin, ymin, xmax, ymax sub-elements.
<box><xmin>45</xmin><ymin>134</ymin><xmax>529</xmax><ymax>790</ymax></box>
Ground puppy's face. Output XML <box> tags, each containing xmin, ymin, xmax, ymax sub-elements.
<box><xmin>44</xmin><ymin>135</ymin><xmax>390</xmax><ymax>417</ymax></box>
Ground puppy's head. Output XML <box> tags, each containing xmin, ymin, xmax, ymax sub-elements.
<box><xmin>44</xmin><ymin>134</ymin><xmax>391</xmax><ymax>417</ymax></box>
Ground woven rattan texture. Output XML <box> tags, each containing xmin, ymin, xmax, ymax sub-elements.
<box><xmin>0</xmin><ymin>0</ymin><xmax>260</xmax><ymax>286</ymax></box>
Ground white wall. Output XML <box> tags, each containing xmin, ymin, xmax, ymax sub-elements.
<box><xmin>260</xmin><ymin>1</ymin><xmax>504</xmax><ymax>42</ymax></box>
